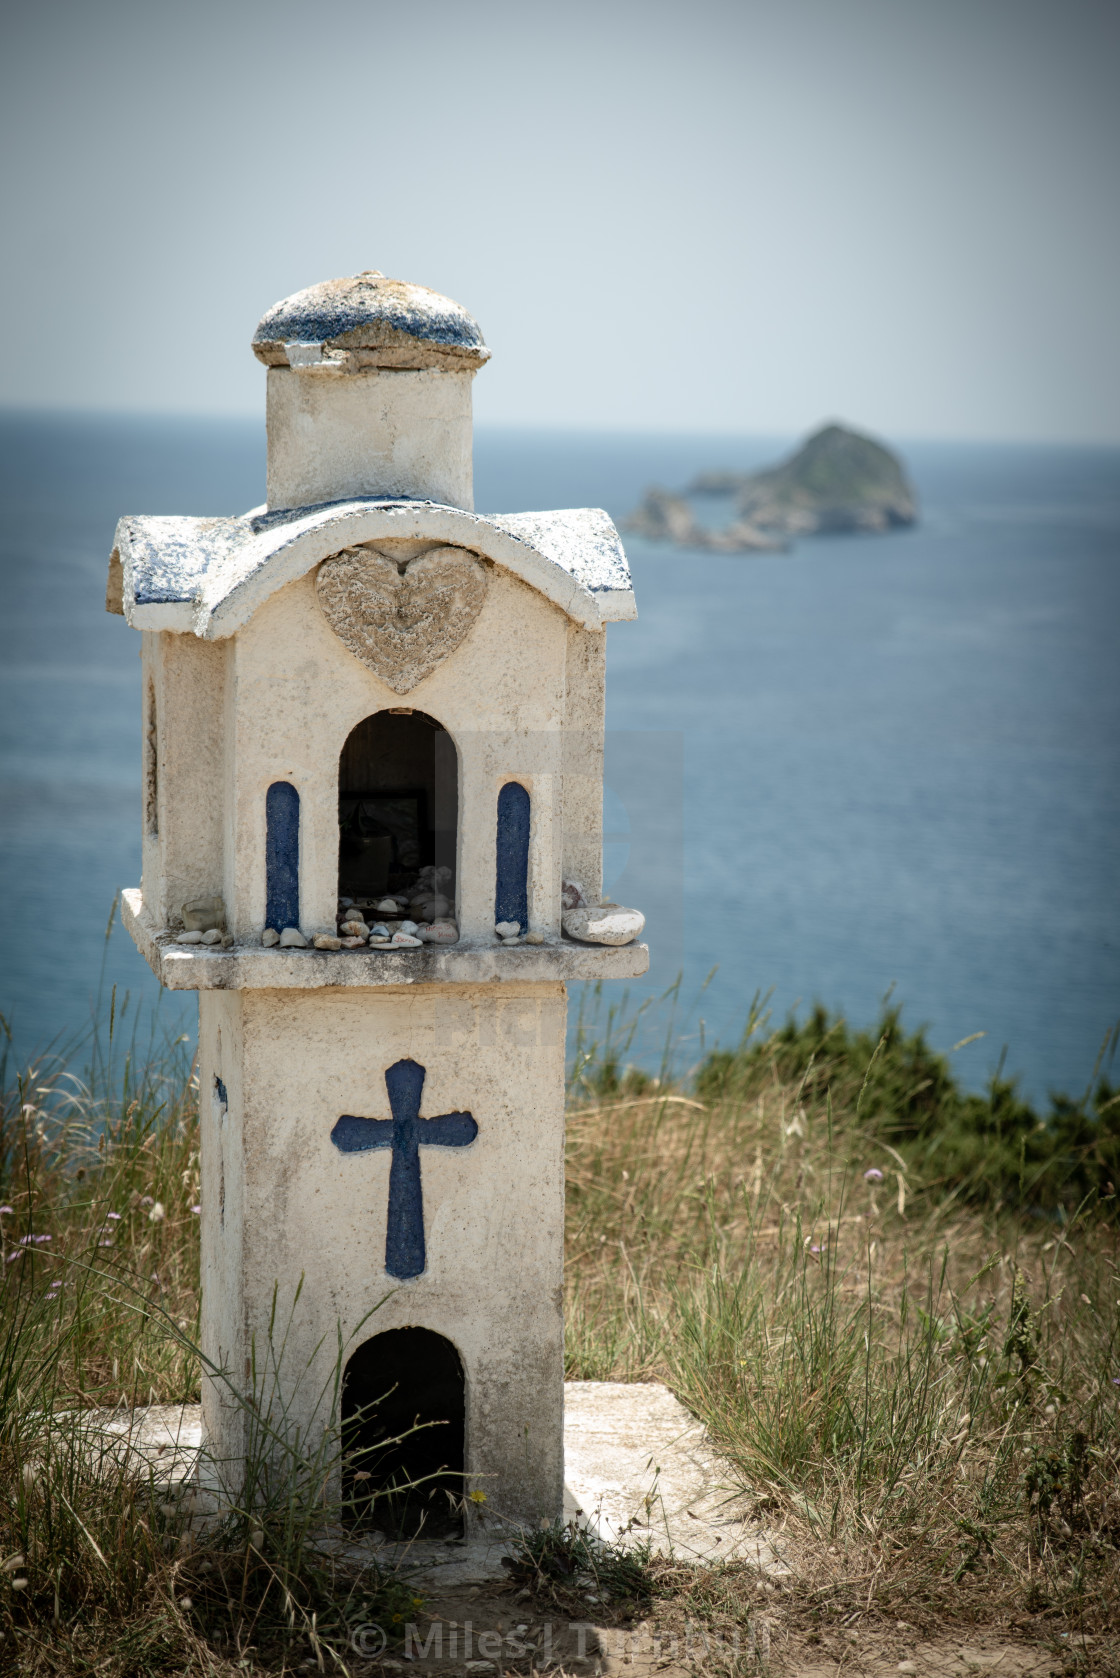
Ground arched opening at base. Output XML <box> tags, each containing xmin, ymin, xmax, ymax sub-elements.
<box><xmin>341</xmin><ymin>1327</ymin><xmax>465</xmax><ymax>1538</ymax></box>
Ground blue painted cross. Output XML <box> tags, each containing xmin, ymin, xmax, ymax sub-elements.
<box><xmin>330</xmin><ymin>1059</ymin><xmax>477</xmax><ymax>1281</ymax></box>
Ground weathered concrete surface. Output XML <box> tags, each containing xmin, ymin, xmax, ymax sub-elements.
<box><xmin>112</xmin><ymin>500</ymin><xmax>636</xmax><ymax>636</ymax></box>
<box><xmin>109</xmin><ymin>272</ymin><xmax>646</xmax><ymax>1557</ymax></box>
<box><xmin>95</xmin><ymin>1383</ymin><xmax>788</xmax><ymax>1586</ymax></box>
<box><xmin>255</xmin><ymin>273</ymin><xmax>488</xmax><ymax>509</ymax></box>
<box><xmin>198</xmin><ymin>984</ymin><xmax>569</xmax><ymax>1529</ymax></box>
<box><xmin>562</xmin><ymin>1382</ymin><xmax>788</xmax><ymax>1572</ymax></box>
<box><xmin>129</xmin><ymin>545</ymin><xmax>629</xmax><ymax>946</ymax></box>
<box><xmin>266</xmin><ymin>365</ymin><xmax>477</xmax><ymax>511</ymax></box>
<box><xmin>69</xmin><ymin>1404</ymin><xmax>204</xmax><ymax>1487</ymax></box>
<box><xmin>315</xmin><ymin>544</ymin><xmax>490</xmax><ymax>693</ymax></box>
<box><xmin>122</xmin><ymin>891</ymin><xmax>649</xmax><ymax>988</ymax></box>
<box><xmin>252</xmin><ymin>273</ymin><xmax>490</xmax><ymax>371</ymax></box>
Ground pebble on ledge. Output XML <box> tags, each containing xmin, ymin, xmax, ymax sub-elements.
<box><xmin>562</xmin><ymin>904</ymin><xmax>645</xmax><ymax>947</ymax></box>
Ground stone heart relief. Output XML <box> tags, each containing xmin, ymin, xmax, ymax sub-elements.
<box><xmin>315</xmin><ymin>544</ymin><xmax>488</xmax><ymax>694</ymax></box>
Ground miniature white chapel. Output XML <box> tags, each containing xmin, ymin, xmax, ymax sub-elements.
<box><xmin>108</xmin><ymin>272</ymin><xmax>647</xmax><ymax>1533</ymax></box>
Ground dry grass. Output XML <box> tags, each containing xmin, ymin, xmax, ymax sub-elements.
<box><xmin>2</xmin><ymin>994</ymin><xmax>1119</xmax><ymax>1673</ymax></box>
<box><xmin>564</xmin><ymin>1050</ymin><xmax>1120</xmax><ymax>1646</ymax></box>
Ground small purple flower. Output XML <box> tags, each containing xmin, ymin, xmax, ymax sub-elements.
<box><xmin>140</xmin><ymin>1196</ymin><xmax>154</xmax><ymax>1207</ymax></box>
<box><xmin>863</xmin><ymin>1168</ymin><xmax>884</xmax><ymax>1182</ymax></box>
<box><xmin>809</xmin><ymin>1243</ymin><xmax>822</xmax><ymax>1256</ymax></box>
<box><xmin>98</xmin><ymin>1240</ymin><xmax>114</xmax><ymax>1248</ymax></box>
<box><xmin>0</xmin><ymin>1206</ymin><xmax>13</xmax><ymax>1216</ymax></box>
<box><xmin>1112</xmin><ymin>1377</ymin><xmax>1120</xmax><ymax>1386</ymax></box>
<box><xmin>190</xmin><ymin>1205</ymin><xmax>201</xmax><ymax>1215</ymax></box>
<box><xmin>5</xmin><ymin>1251</ymin><xmax>22</xmax><ymax>1264</ymax></box>
<box><xmin>106</xmin><ymin>1212</ymin><xmax>122</xmax><ymax>1221</ymax></box>
<box><xmin>34</xmin><ymin>1234</ymin><xmax>51</xmax><ymax>1244</ymax></box>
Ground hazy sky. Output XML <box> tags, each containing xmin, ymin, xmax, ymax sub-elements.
<box><xmin>2</xmin><ymin>0</ymin><xmax>1117</xmax><ymax>440</ymax></box>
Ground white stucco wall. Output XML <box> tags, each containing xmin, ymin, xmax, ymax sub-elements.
<box><xmin>198</xmin><ymin>992</ymin><xmax>246</xmax><ymax>1465</ymax></box>
<box><xmin>221</xmin><ymin>557</ymin><xmax>578</xmax><ymax>943</ymax></box>
<box><xmin>266</xmin><ymin>367</ymin><xmax>476</xmax><ymax>511</ymax></box>
<box><xmin>561</xmin><ymin>622</ymin><xmax>606</xmax><ymax>906</ymax></box>
<box><xmin>197</xmin><ymin>982</ymin><xmax>567</xmax><ymax>1525</ymax></box>
<box><xmin>141</xmin><ymin>629</ymin><xmax>228</xmax><ymax>929</ymax></box>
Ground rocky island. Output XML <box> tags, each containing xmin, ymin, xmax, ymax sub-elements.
<box><xmin>625</xmin><ymin>423</ymin><xmax>918</xmax><ymax>552</ymax></box>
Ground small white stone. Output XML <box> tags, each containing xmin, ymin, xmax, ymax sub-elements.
<box><xmin>340</xmin><ymin>936</ymin><xmax>365</xmax><ymax>949</ymax></box>
<box><xmin>368</xmin><ymin>936</ymin><xmax>392</xmax><ymax>947</ymax></box>
<box><xmin>175</xmin><ymin>930</ymin><xmax>203</xmax><ymax>945</ymax></box>
<box><xmin>338</xmin><ymin>897</ymin><xmax>354</xmax><ymax>908</ymax></box>
<box><xmin>262</xmin><ymin>928</ymin><xmax>280</xmax><ymax>947</ymax></box>
<box><xmin>562</xmin><ymin>905</ymin><xmax>645</xmax><ymax>946</ymax></box>
<box><xmin>278</xmin><ymin>927</ymin><xmax>308</xmax><ymax>948</ymax></box>
<box><xmin>200</xmin><ymin>928</ymin><xmax>222</xmax><ymax>945</ymax></box>
<box><xmin>399</xmin><ymin>919</ymin><xmax>419</xmax><ymax>934</ymax></box>
<box><xmin>495</xmin><ymin>921</ymin><xmax>520</xmax><ymax>938</ymax></box>
<box><xmin>524</xmin><ymin>930</ymin><xmax>544</xmax><ymax>945</ymax></box>
<box><xmin>339</xmin><ymin>920</ymin><xmax>368</xmax><ymax>936</ymax></box>
<box><xmin>391</xmin><ymin>932</ymin><xmax>422</xmax><ymax>946</ymax></box>
<box><xmin>374</xmin><ymin>897</ymin><xmax>399</xmax><ymax>913</ymax></box>
<box><xmin>369</xmin><ymin>923</ymin><xmax>390</xmax><ymax>937</ymax></box>
<box><xmin>313</xmin><ymin>934</ymin><xmax>342</xmax><ymax>950</ymax></box>
<box><xmin>418</xmin><ymin>918</ymin><xmax>458</xmax><ymax>944</ymax></box>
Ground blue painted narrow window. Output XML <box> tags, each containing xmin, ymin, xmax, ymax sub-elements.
<box><xmin>265</xmin><ymin>781</ymin><xmax>300</xmax><ymax>931</ymax></box>
<box><xmin>495</xmin><ymin>781</ymin><xmax>530</xmax><ymax>931</ymax></box>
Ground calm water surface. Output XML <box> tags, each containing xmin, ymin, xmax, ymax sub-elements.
<box><xmin>1</xmin><ymin>414</ymin><xmax>1117</xmax><ymax>1099</ymax></box>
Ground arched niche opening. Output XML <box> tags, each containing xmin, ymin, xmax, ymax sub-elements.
<box><xmin>338</xmin><ymin>711</ymin><xmax>457</xmax><ymax>912</ymax></box>
<box><xmin>341</xmin><ymin>1327</ymin><xmax>465</xmax><ymax>1538</ymax></box>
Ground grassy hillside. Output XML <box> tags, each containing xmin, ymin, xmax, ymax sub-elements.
<box><xmin>2</xmin><ymin>996</ymin><xmax>1118</xmax><ymax>1674</ymax></box>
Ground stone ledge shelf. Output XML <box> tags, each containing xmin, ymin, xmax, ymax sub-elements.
<box><xmin>121</xmin><ymin>890</ymin><xmax>649</xmax><ymax>991</ymax></box>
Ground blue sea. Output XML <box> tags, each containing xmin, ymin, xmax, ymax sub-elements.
<box><xmin>1</xmin><ymin>413</ymin><xmax>1117</xmax><ymax>1102</ymax></box>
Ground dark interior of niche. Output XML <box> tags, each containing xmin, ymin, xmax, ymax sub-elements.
<box><xmin>338</xmin><ymin>710</ymin><xmax>457</xmax><ymax>902</ymax></box>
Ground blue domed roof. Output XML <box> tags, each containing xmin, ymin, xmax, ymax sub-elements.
<box><xmin>252</xmin><ymin>271</ymin><xmax>489</xmax><ymax>370</ymax></box>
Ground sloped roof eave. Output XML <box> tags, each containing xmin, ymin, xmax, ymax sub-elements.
<box><xmin>112</xmin><ymin>499</ymin><xmax>636</xmax><ymax>637</ymax></box>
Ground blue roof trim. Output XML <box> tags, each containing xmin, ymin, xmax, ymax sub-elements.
<box><xmin>488</xmin><ymin>509</ymin><xmax>633</xmax><ymax>598</ymax></box>
<box><xmin>111</xmin><ymin>499</ymin><xmax>636</xmax><ymax>630</ymax></box>
<box><xmin>253</xmin><ymin>276</ymin><xmax>486</xmax><ymax>354</ymax></box>
<box><xmin>246</xmin><ymin>497</ymin><xmax>431</xmax><ymax>536</ymax></box>
<box><xmin>119</xmin><ymin>516</ymin><xmax>253</xmax><ymax>605</ymax></box>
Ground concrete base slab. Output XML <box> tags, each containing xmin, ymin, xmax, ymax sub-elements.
<box><xmin>562</xmin><ymin>1381</ymin><xmax>788</xmax><ymax>1574</ymax></box>
<box><xmin>84</xmin><ymin>1382</ymin><xmax>788</xmax><ymax>1585</ymax></box>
